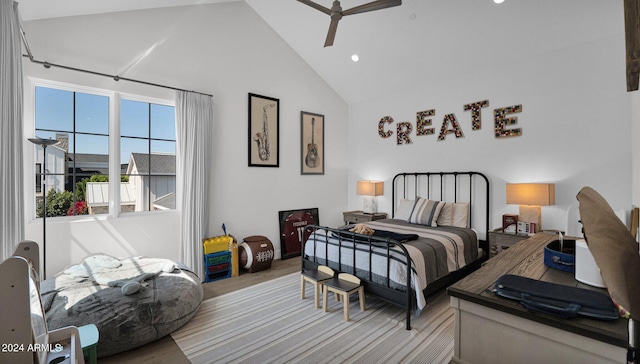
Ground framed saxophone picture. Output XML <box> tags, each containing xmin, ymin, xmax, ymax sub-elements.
<box><xmin>300</xmin><ymin>111</ymin><xmax>324</xmax><ymax>175</ymax></box>
<box><xmin>248</xmin><ymin>93</ymin><xmax>279</xmax><ymax>167</ymax></box>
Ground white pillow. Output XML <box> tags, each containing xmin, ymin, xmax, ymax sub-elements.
<box><xmin>451</xmin><ymin>202</ymin><xmax>470</xmax><ymax>228</ymax></box>
<box><xmin>395</xmin><ymin>199</ymin><xmax>415</xmax><ymax>221</ymax></box>
<box><xmin>408</xmin><ymin>197</ymin><xmax>445</xmax><ymax>227</ymax></box>
<box><xmin>437</xmin><ymin>202</ymin><xmax>454</xmax><ymax>226</ymax></box>
<box><xmin>436</xmin><ymin>202</ymin><xmax>470</xmax><ymax>228</ymax></box>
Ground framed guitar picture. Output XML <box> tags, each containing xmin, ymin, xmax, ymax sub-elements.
<box><xmin>300</xmin><ymin>111</ymin><xmax>324</xmax><ymax>175</ymax></box>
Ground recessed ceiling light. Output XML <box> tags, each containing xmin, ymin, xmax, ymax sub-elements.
<box><xmin>494</xmin><ymin>0</ymin><xmax>505</xmax><ymax>3</ymax></box>
<box><xmin>351</xmin><ymin>54</ymin><xmax>359</xmax><ymax>62</ymax></box>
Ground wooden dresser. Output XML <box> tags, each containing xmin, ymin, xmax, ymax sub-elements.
<box><xmin>448</xmin><ymin>233</ymin><xmax>628</xmax><ymax>364</ymax></box>
<box><xmin>488</xmin><ymin>228</ymin><xmax>529</xmax><ymax>256</ymax></box>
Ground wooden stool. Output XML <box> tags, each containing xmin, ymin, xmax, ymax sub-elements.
<box><xmin>78</xmin><ymin>324</ymin><xmax>99</xmax><ymax>364</ymax></box>
<box><xmin>322</xmin><ymin>273</ymin><xmax>365</xmax><ymax>321</ymax></box>
<box><xmin>301</xmin><ymin>265</ymin><xmax>334</xmax><ymax>309</ymax></box>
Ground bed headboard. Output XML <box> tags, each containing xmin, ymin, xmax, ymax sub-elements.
<box><xmin>392</xmin><ymin>171</ymin><xmax>491</xmax><ymax>244</ymax></box>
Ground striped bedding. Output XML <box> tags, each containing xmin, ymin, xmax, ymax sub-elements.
<box><xmin>303</xmin><ymin>219</ymin><xmax>478</xmax><ymax>310</ymax></box>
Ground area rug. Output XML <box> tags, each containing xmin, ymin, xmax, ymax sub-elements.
<box><xmin>171</xmin><ymin>273</ymin><xmax>453</xmax><ymax>363</ymax></box>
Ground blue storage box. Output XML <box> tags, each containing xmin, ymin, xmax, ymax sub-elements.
<box><xmin>543</xmin><ymin>239</ymin><xmax>576</xmax><ymax>273</ymax></box>
<box><xmin>204</xmin><ymin>251</ymin><xmax>231</xmax><ymax>282</ymax></box>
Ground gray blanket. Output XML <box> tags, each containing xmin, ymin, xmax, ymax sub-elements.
<box><xmin>367</xmin><ymin>219</ymin><xmax>479</xmax><ymax>282</ymax></box>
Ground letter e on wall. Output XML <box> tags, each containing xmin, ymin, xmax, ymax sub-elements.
<box><xmin>494</xmin><ymin>104</ymin><xmax>523</xmax><ymax>138</ymax></box>
<box><xmin>416</xmin><ymin>109</ymin><xmax>435</xmax><ymax>136</ymax></box>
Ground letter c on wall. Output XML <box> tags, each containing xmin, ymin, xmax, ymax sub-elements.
<box><xmin>379</xmin><ymin>116</ymin><xmax>394</xmax><ymax>138</ymax></box>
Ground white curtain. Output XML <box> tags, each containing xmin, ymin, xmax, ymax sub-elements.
<box><xmin>0</xmin><ymin>0</ymin><xmax>25</xmax><ymax>261</ymax></box>
<box><xmin>176</xmin><ymin>91</ymin><xmax>214</xmax><ymax>280</ymax></box>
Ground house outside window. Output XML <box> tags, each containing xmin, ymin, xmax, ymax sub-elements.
<box><xmin>35</xmin><ymin>163</ymin><xmax>42</xmax><ymax>193</ymax></box>
<box><xmin>120</xmin><ymin>100</ymin><xmax>176</xmax><ymax>212</ymax></box>
<box><xmin>32</xmin><ymin>82</ymin><xmax>176</xmax><ymax>218</ymax></box>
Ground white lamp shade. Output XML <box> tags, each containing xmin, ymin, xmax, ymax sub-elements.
<box><xmin>356</xmin><ymin>181</ymin><xmax>384</xmax><ymax>196</ymax></box>
<box><xmin>506</xmin><ymin>183</ymin><xmax>555</xmax><ymax>206</ymax></box>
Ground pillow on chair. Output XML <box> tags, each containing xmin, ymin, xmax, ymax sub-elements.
<box><xmin>577</xmin><ymin>186</ymin><xmax>640</xmax><ymax>320</ymax></box>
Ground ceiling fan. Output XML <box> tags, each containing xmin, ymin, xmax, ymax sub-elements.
<box><xmin>297</xmin><ymin>0</ymin><xmax>402</xmax><ymax>47</ymax></box>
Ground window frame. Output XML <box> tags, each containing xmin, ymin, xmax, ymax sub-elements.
<box><xmin>119</xmin><ymin>94</ymin><xmax>178</xmax><ymax>214</ymax></box>
<box><xmin>26</xmin><ymin>78</ymin><xmax>177</xmax><ymax>221</ymax></box>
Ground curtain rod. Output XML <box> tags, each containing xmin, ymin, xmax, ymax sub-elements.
<box><xmin>20</xmin><ymin>27</ymin><xmax>213</xmax><ymax>98</ymax></box>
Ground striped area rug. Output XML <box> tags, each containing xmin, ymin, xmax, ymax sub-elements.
<box><xmin>171</xmin><ymin>273</ymin><xmax>454</xmax><ymax>364</ymax></box>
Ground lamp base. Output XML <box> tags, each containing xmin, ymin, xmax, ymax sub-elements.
<box><xmin>519</xmin><ymin>205</ymin><xmax>542</xmax><ymax>232</ymax></box>
<box><xmin>363</xmin><ymin>197</ymin><xmax>377</xmax><ymax>214</ymax></box>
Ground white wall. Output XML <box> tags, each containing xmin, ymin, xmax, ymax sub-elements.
<box><xmin>19</xmin><ymin>2</ymin><xmax>638</xmax><ymax>278</ymax></box>
<box><xmin>22</xmin><ymin>2</ymin><xmax>349</xmax><ymax>277</ymax></box>
<box><xmin>348</xmin><ymin>34</ymin><xmax>633</xmax><ymax>236</ymax></box>
<box><xmin>633</xmin><ymin>91</ymin><xmax>640</xmax><ymax>207</ymax></box>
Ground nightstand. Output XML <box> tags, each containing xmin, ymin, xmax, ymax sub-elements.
<box><xmin>488</xmin><ymin>228</ymin><xmax>530</xmax><ymax>256</ymax></box>
<box><xmin>343</xmin><ymin>210</ymin><xmax>387</xmax><ymax>225</ymax></box>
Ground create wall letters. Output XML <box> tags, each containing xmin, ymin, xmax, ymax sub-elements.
<box><xmin>378</xmin><ymin>100</ymin><xmax>523</xmax><ymax>145</ymax></box>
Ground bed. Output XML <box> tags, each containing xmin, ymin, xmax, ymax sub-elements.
<box><xmin>302</xmin><ymin>171</ymin><xmax>490</xmax><ymax>330</ymax></box>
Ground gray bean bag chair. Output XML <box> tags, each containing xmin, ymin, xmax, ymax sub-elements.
<box><xmin>40</xmin><ymin>254</ymin><xmax>203</xmax><ymax>358</ymax></box>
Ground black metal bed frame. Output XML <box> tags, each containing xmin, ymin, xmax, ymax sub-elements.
<box><xmin>302</xmin><ymin>171</ymin><xmax>490</xmax><ymax>330</ymax></box>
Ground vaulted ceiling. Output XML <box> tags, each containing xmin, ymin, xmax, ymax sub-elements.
<box><xmin>19</xmin><ymin>0</ymin><xmax>625</xmax><ymax>104</ymax></box>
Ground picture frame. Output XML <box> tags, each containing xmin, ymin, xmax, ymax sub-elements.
<box><xmin>300</xmin><ymin>111</ymin><xmax>324</xmax><ymax>175</ymax></box>
<box><xmin>502</xmin><ymin>214</ymin><xmax>518</xmax><ymax>233</ymax></box>
<box><xmin>248</xmin><ymin>93</ymin><xmax>279</xmax><ymax>167</ymax></box>
<box><xmin>278</xmin><ymin>207</ymin><xmax>319</xmax><ymax>259</ymax></box>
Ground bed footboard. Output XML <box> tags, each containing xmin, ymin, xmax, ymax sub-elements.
<box><xmin>302</xmin><ymin>225</ymin><xmax>414</xmax><ymax>330</ymax></box>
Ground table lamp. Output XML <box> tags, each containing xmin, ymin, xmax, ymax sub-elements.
<box><xmin>506</xmin><ymin>183</ymin><xmax>555</xmax><ymax>233</ymax></box>
<box><xmin>356</xmin><ymin>180</ymin><xmax>383</xmax><ymax>214</ymax></box>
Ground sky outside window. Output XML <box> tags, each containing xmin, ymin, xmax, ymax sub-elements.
<box><xmin>34</xmin><ymin>85</ymin><xmax>177</xmax><ymax>216</ymax></box>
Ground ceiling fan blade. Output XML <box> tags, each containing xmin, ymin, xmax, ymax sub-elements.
<box><xmin>297</xmin><ymin>0</ymin><xmax>332</xmax><ymax>15</ymax></box>
<box><xmin>342</xmin><ymin>0</ymin><xmax>401</xmax><ymax>16</ymax></box>
<box><xmin>324</xmin><ymin>18</ymin><xmax>340</xmax><ymax>47</ymax></box>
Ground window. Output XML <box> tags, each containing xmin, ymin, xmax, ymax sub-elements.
<box><xmin>34</xmin><ymin>86</ymin><xmax>109</xmax><ymax>217</ymax></box>
<box><xmin>120</xmin><ymin>99</ymin><xmax>176</xmax><ymax>212</ymax></box>
<box><xmin>33</xmin><ymin>83</ymin><xmax>176</xmax><ymax>218</ymax></box>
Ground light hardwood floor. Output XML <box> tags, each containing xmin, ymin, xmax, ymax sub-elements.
<box><xmin>98</xmin><ymin>257</ymin><xmax>300</xmax><ymax>363</ymax></box>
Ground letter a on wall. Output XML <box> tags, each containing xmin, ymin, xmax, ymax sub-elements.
<box><xmin>438</xmin><ymin>114</ymin><xmax>464</xmax><ymax>141</ymax></box>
